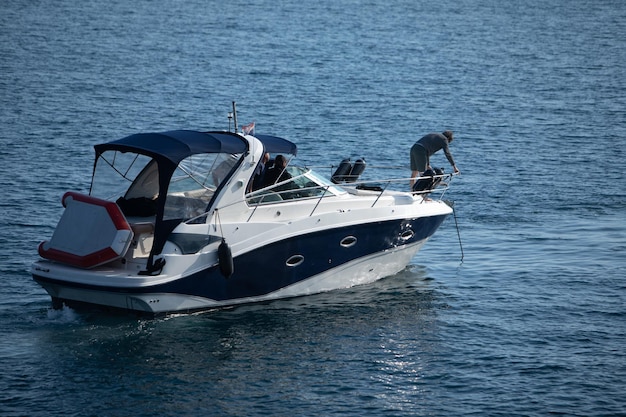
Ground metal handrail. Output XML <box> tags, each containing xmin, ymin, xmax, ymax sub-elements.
<box><xmin>201</xmin><ymin>170</ymin><xmax>457</xmax><ymax>225</ymax></box>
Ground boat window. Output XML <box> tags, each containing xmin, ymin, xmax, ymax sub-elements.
<box><xmin>302</xmin><ymin>168</ymin><xmax>345</xmax><ymax>195</ymax></box>
<box><xmin>125</xmin><ymin>159</ymin><xmax>159</xmax><ymax>200</ymax></box>
<box><xmin>164</xmin><ymin>153</ymin><xmax>241</xmax><ymax>220</ymax></box>
<box><xmin>91</xmin><ymin>150</ymin><xmax>243</xmax><ymax>220</ymax></box>
<box><xmin>91</xmin><ymin>151</ymin><xmax>157</xmax><ymax>202</ymax></box>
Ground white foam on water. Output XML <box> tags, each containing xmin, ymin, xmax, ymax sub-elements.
<box><xmin>46</xmin><ymin>305</ymin><xmax>80</xmax><ymax>323</ymax></box>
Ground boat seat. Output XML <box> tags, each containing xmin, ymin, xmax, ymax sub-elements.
<box><xmin>130</xmin><ymin>222</ymin><xmax>154</xmax><ymax>235</ymax></box>
<box><xmin>128</xmin><ymin>222</ymin><xmax>154</xmax><ymax>258</ymax></box>
<box><xmin>38</xmin><ymin>192</ymin><xmax>134</xmax><ymax>269</ymax></box>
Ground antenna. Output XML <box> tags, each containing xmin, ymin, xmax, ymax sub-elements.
<box><xmin>232</xmin><ymin>101</ymin><xmax>238</xmax><ymax>133</ymax></box>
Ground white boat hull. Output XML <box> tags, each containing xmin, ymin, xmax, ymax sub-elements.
<box><xmin>34</xmin><ymin>239</ymin><xmax>427</xmax><ymax>314</ymax></box>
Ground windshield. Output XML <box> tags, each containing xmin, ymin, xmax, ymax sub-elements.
<box><xmin>298</xmin><ymin>167</ymin><xmax>345</xmax><ymax>195</ymax></box>
<box><xmin>246</xmin><ymin>165</ymin><xmax>345</xmax><ymax>205</ymax></box>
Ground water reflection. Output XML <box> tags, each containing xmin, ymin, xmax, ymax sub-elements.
<box><xmin>28</xmin><ymin>269</ymin><xmax>448</xmax><ymax>415</ymax></box>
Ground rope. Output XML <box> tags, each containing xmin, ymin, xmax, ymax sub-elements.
<box><xmin>452</xmin><ymin>203</ymin><xmax>464</xmax><ymax>262</ymax></box>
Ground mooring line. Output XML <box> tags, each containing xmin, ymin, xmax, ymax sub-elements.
<box><xmin>452</xmin><ymin>203</ymin><xmax>464</xmax><ymax>262</ymax></box>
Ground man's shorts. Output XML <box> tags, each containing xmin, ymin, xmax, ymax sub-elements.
<box><xmin>410</xmin><ymin>143</ymin><xmax>428</xmax><ymax>172</ymax></box>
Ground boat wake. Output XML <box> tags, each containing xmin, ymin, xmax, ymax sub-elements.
<box><xmin>46</xmin><ymin>305</ymin><xmax>80</xmax><ymax>323</ymax></box>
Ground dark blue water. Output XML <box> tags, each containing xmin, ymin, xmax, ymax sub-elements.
<box><xmin>1</xmin><ymin>0</ymin><xmax>625</xmax><ymax>415</ymax></box>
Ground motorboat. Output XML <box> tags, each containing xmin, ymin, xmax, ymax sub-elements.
<box><xmin>32</xmin><ymin>108</ymin><xmax>456</xmax><ymax>315</ymax></box>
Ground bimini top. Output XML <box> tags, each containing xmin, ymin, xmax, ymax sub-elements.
<box><xmin>94</xmin><ymin>130</ymin><xmax>297</xmax><ymax>165</ymax></box>
<box><xmin>255</xmin><ymin>134</ymin><xmax>297</xmax><ymax>156</ymax></box>
<box><xmin>94</xmin><ymin>130</ymin><xmax>249</xmax><ymax>166</ymax></box>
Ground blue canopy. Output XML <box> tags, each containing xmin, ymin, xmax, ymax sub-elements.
<box><xmin>95</xmin><ymin>130</ymin><xmax>248</xmax><ymax>165</ymax></box>
<box><xmin>256</xmin><ymin>134</ymin><xmax>298</xmax><ymax>156</ymax></box>
<box><xmin>95</xmin><ymin>130</ymin><xmax>297</xmax><ymax>162</ymax></box>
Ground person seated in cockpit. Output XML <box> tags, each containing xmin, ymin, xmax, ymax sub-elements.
<box><xmin>250</xmin><ymin>152</ymin><xmax>270</xmax><ymax>192</ymax></box>
<box><xmin>263</xmin><ymin>154</ymin><xmax>291</xmax><ymax>188</ymax></box>
<box><xmin>262</xmin><ymin>154</ymin><xmax>300</xmax><ymax>198</ymax></box>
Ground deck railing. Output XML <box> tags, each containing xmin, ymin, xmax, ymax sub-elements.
<box><xmin>244</xmin><ymin>169</ymin><xmax>456</xmax><ymax>220</ymax></box>
<box><xmin>189</xmin><ymin>167</ymin><xmax>457</xmax><ymax>225</ymax></box>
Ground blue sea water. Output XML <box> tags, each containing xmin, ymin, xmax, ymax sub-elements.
<box><xmin>1</xmin><ymin>0</ymin><xmax>625</xmax><ymax>415</ymax></box>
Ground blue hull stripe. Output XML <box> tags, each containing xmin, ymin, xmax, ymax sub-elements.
<box><xmin>34</xmin><ymin>215</ymin><xmax>448</xmax><ymax>301</ymax></box>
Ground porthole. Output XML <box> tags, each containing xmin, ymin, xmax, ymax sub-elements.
<box><xmin>286</xmin><ymin>254</ymin><xmax>304</xmax><ymax>267</ymax></box>
<box><xmin>340</xmin><ymin>236</ymin><xmax>357</xmax><ymax>248</ymax></box>
<box><xmin>400</xmin><ymin>229</ymin><xmax>415</xmax><ymax>241</ymax></box>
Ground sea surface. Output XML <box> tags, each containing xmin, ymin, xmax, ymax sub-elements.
<box><xmin>1</xmin><ymin>0</ymin><xmax>625</xmax><ymax>415</ymax></box>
